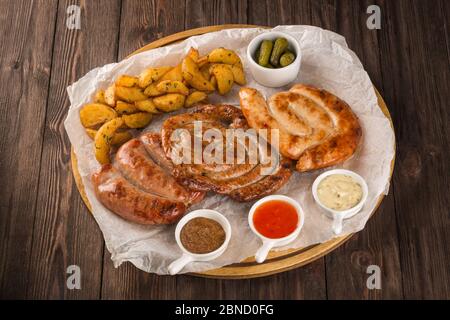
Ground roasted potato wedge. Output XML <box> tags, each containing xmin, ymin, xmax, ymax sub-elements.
<box><xmin>210</xmin><ymin>64</ymin><xmax>234</xmax><ymax>95</ymax></box>
<box><xmin>153</xmin><ymin>93</ymin><xmax>185</xmax><ymax>112</ymax></box>
<box><xmin>210</xmin><ymin>75</ymin><xmax>217</xmax><ymax>90</ymax></box>
<box><xmin>185</xmin><ymin>91</ymin><xmax>208</xmax><ymax>108</ymax></box>
<box><xmin>135</xmin><ymin>99</ymin><xmax>159</xmax><ymax>113</ymax></box>
<box><xmin>79</xmin><ymin>103</ymin><xmax>117</xmax><ymax>128</ymax></box>
<box><xmin>208</xmin><ymin>48</ymin><xmax>243</xmax><ymax>67</ymax></box>
<box><xmin>138</xmin><ymin>66</ymin><xmax>172</xmax><ymax>88</ymax></box>
<box><xmin>115</xmin><ymin>86</ymin><xmax>147</xmax><ymax>102</ymax></box>
<box><xmin>143</xmin><ymin>83</ymin><xmax>164</xmax><ymax>96</ymax></box>
<box><xmin>104</xmin><ymin>84</ymin><xmax>116</xmax><ymax>106</ymax></box>
<box><xmin>115</xmin><ymin>75</ymin><xmax>138</xmax><ymax>87</ymax></box>
<box><xmin>115</xmin><ymin>100</ymin><xmax>138</xmax><ymax>115</ymax></box>
<box><xmin>94</xmin><ymin>117</ymin><xmax>124</xmax><ymax>164</ymax></box>
<box><xmin>109</xmin><ymin>131</ymin><xmax>133</xmax><ymax>146</ymax></box>
<box><xmin>93</xmin><ymin>90</ymin><xmax>106</xmax><ymax>104</ymax></box>
<box><xmin>187</xmin><ymin>47</ymin><xmax>200</xmax><ymax>62</ymax></box>
<box><xmin>181</xmin><ymin>56</ymin><xmax>214</xmax><ymax>91</ymax></box>
<box><xmin>230</xmin><ymin>65</ymin><xmax>246</xmax><ymax>85</ymax></box>
<box><xmin>196</xmin><ymin>56</ymin><xmax>209</xmax><ymax>68</ymax></box>
<box><xmin>199</xmin><ymin>63</ymin><xmax>211</xmax><ymax>81</ymax></box>
<box><xmin>156</xmin><ymin>80</ymin><xmax>190</xmax><ymax>95</ymax></box>
<box><xmin>85</xmin><ymin>128</ymin><xmax>98</xmax><ymax>139</ymax></box>
<box><xmin>122</xmin><ymin>112</ymin><xmax>152</xmax><ymax>128</ymax></box>
<box><xmin>86</xmin><ymin>128</ymin><xmax>132</xmax><ymax>146</ymax></box>
<box><xmin>159</xmin><ymin>64</ymin><xmax>183</xmax><ymax>82</ymax></box>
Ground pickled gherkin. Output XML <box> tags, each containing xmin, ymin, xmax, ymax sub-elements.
<box><xmin>257</xmin><ymin>40</ymin><xmax>273</xmax><ymax>66</ymax></box>
<box><xmin>254</xmin><ymin>48</ymin><xmax>260</xmax><ymax>62</ymax></box>
<box><xmin>253</xmin><ymin>37</ymin><xmax>296</xmax><ymax>68</ymax></box>
<box><xmin>279</xmin><ymin>51</ymin><xmax>296</xmax><ymax>67</ymax></box>
<box><xmin>270</xmin><ymin>37</ymin><xmax>289</xmax><ymax>66</ymax></box>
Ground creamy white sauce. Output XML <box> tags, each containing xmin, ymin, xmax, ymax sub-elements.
<box><xmin>317</xmin><ymin>174</ymin><xmax>362</xmax><ymax>211</ymax></box>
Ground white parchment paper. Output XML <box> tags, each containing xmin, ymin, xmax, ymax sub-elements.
<box><xmin>64</xmin><ymin>26</ymin><xmax>395</xmax><ymax>274</ymax></box>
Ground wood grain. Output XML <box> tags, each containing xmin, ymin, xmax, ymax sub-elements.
<box><xmin>25</xmin><ymin>0</ymin><xmax>121</xmax><ymax>299</ymax></box>
<box><xmin>0</xmin><ymin>0</ymin><xmax>58</xmax><ymax>299</ymax></box>
<box><xmin>377</xmin><ymin>0</ymin><xmax>450</xmax><ymax>299</ymax></box>
<box><xmin>325</xmin><ymin>0</ymin><xmax>403</xmax><ymax>299</ymax></box>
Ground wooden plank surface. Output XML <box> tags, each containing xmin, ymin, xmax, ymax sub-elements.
<box><xmin>25</xmin><ymin>0</ymin><xmax>121</xmax><ymax>299</ymax></box>
<box><xmin>0</xmin><ymin>0</ymin><xmax>449</xmax><ymax>299</ymax></box>
<box><xmin>377</xmin><ymin>0</ymin><xmax>450</xmax><ymax>299</ymax></box>
<box><xmin>0</xmin><ymin>0</ymin><xmax>58</xmax><ymax>299</ymax></box>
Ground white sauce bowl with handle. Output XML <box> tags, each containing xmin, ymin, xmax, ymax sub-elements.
<box><xmin>312</xmin><ymin>169</ymin><xmax>368</xmax><ymax>235</ymax></box>
<box><xmin>248</xmin><ymin>195</ymin><xmax>305</xmax><ymax>264</ymax></box>
<box><xmin>168</xmin><ymin>209</ymin><xmax>231</xmax><ymax>275</ymax></box>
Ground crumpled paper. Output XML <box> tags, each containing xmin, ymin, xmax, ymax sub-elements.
<box><xmin>64</xmin><ymin>25</ymin><xmax>395</xmax><ymax>274</ymax></box>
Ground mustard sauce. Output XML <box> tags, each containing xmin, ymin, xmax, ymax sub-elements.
<box><xmin>317</xmin><ymin>174</ymin><xmax>363</xmax><ymax>211</ymax></box>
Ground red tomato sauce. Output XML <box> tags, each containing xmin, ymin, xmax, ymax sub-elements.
<box><xmin>253</xmin><ymin>200</ymin><xmax>299</xmax><ymax>239</ymax></box>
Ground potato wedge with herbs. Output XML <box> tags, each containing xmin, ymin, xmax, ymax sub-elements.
<box><xmin>187</xmin><ymin>47</ymin><xmax>200</xmax><ymax>62</ymax></box>
<box><xmin>182</xmin><ymin>56</ymin><xmax>214</xmax><ymax>91</ymax></box>
<box><xmin>156</xmin><ymin>80</ymin><xmax>190</xmax><ymax>95</ymax></box>
<box><xmin>196</xmin><ymin>56</ymin><xmax>209</xmax><ymax>68</ymax></box>
<box><xmin>207</xmin><ymin>48</ymin><xmax>243</xmax><ymax>67</ymax></box>
<box><xmin>230</xmin><ymin>65</ymin><xmax>246</xmax><ymax>85</ymax></box>
<box><xmin>210</xmin><ymin>64</ymin><xmax>234</xmax><ymax>95</ymax></box>
<box><xmin>94</xmin><ymin>117</ymin><xmax>124</xmax><ymax>164</ymax></box>
<box><xmin>115</xmin><ymin>101</ymin><xmax>138</xmax><ymax>115</ymax></box>
<box><xmin>159</xmin><ymin>64</ymin><xmax>183</xmax><ymax>82</ymax></box>
<box><xmin>86</xmin><ymin>128</ymin><xmax>132</xmax><ymax>146</ymax></box>
<box><xmin>79</xmin><ymin>103</ymin><xmax>117</xmax><ymax>128</ymax></box>
<box><xmin>115</xmin><ymin>75</ymin><xmax>138</xmax><ymax>87</ymax></box>
<box><xmin>135</xmin><ymin>99</ymin><xmax>159</xmax><ymax>113</ymax></box>
<box><xmin>115</xmin><ymin>86</ymin><xmax>147</xmax><ymax>102</ymax></box>
<box><xmin>199</xmin><ymin>63</ymin><xmax>211</xmax><ymax>80</ymax></box>
<box><xmin>104</xmin><ymin>84</ymin><xmax>117</xmax><ymax>106</ymax></box>
<box><xmin>94</xmin><ymin>90</ymin><xmax>106</xmax><ymax>104</ymax></box>
<box><xmin>138</xmin><ymin>66</ymin><xmax>172</xmax><ymax>88</ymax></box>
<box><xmin>122</xmin><ymin>112</ymin><xmax>152</xmax><ymax>128</ymax></box>
<box><xmin>185</xmin><ymin>91</ymin><xmax>208</xmax><ymax>108</ymax></box>
<box><xmin>144</xmin><ymin>83</ymin><xmax>164</xmax><ymax>96</ymax></box>
<box><xmin>153</xmin><ymin>93</ymin><xmax>185</xmax><ymax>112</ymax></box>
<box><xmin>210</xmin><ymin>75</ymin><xmax>217</xmax><ymax>90</ymax></box>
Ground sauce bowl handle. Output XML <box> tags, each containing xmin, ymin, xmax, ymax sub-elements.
<box><xmin>332</xmin><ymin>213</ymin><xmax>345</xmax><ymax>235</ymax></box>
<box><xmin>255</xmin><ymin>241</ymin><xmax>274</xmax><ymax>263</ymax></box>
<box><xmin>168</xmin><ymin>254</ymin><xmax>194</xmax><ymax>275</ymax></box>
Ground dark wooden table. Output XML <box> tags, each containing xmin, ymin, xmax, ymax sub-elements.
<box><xmin>0</xmin><ymin>0</ymin><xmax>448</xmax><ymax>300</ymax></box>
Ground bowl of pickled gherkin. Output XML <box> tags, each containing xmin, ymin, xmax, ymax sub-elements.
<box><xmin>247</xmin><ymin>31</ymin><xmax>301</xmax><ymax>87</ymax></box>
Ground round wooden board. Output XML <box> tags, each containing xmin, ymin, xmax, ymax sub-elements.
<box><xmin>71</xmin><ymin>24</ymin><xmax>396</xmax><ymax>279</ymax></box>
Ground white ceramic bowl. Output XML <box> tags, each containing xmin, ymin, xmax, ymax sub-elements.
<box><xmin>168</xmin><ymin>209</ymin><xmax>231</xmax><ymax>275</ymax></box>
<box><xmin>312</xmin><ymin>169</ymin><xmax>368</xmax><ymax>235</ymax></box>
<box><xmin>248</xmin><ymin>195</ymin><xmax>305</xmax><ymax>263</ymax></box>
<box><xmin>246</xmin><ymin>31</ymin><xmax>302</xmax><ymax>87</ymax></box>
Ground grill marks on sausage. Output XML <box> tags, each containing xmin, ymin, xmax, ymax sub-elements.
<box><xmin>239</xmin><ymin>84</ymin><xmax>362</xmax><ymax>172</ymax></box>
<box><xmin>161</xmin><ymin>105</ymin><xmax>292</xmax><ymax>201</ymax></box>
<box><xmin>92</xmin><ymin>164</ymin><xmax>186</xmax><ymax>225</ymax></box>
<box><xmin>92</xmin><ymin>134</ymin><xmax>205</xmax><ymax>225</ymax></box>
